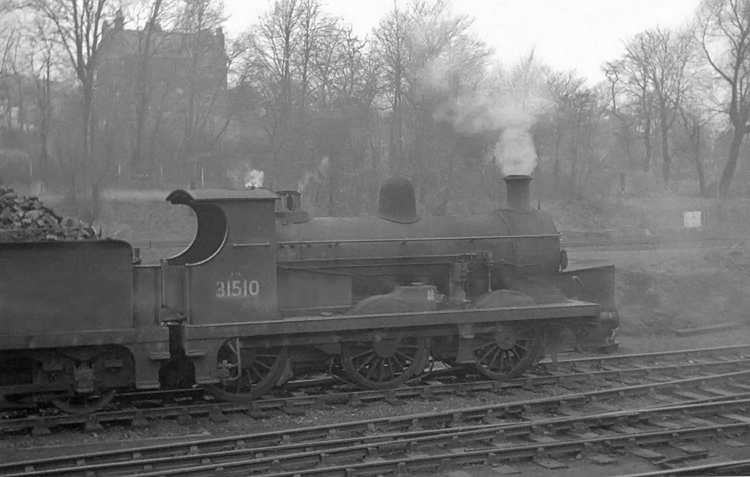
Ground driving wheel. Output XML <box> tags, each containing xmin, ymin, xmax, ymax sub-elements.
<box><xmin>472</xmin><ymin>290</ymin><xmax>543</xmax><ymax>380</ymax></box>
<box><xmin>473</xmin><ymin>323</ymin><xmax>542</xmax><ymax>379</ymax></box>
<box><xmin>341</xmin><ymin>336</ymin><xmax>429</xmax><ymax>389</ymax></box>
<box><xmin>207</xmin><ymin>339</ymin><xmax>287</xmax><ymax>402</ymax></box>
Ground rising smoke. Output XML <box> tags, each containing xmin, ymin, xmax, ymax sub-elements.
<box><xmin>420</xmin><ymin>52</ymin><xmax>546</xmax><ymax>177</ymax></box>
<box><xmin>297</xmin><ymin>156</ymin><xmax>330</xmax><ymax>194</ymax></box>
<box><xmin>244</xmin><ymin>169</ymin><xmax>264</xmax><ymax>188</ymax></box>
<box><xmin>496</xmin><ymin>126</ymin><xmax>537</xmax><ymax>176</ymax></box>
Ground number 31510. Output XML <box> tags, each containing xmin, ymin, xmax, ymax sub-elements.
<box><xmin>216</xmin><ymin>279</ymin><xmax>260</xmax><ymax>298</ymax></box>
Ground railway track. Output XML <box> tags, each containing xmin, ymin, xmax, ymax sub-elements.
<box><xmin>5</xmin><ymin>364</ymin><xmax>750</xmax><ymax>476</ymax></box>
<box><xmin>3</xmin><ymin>344</ymin><xmax>750</xmax><ymax>436</ymax></box>
<box><xmin>0</xmin><ymin>346</ymin><xmax>750</xmax><ymax>476</ymax></box>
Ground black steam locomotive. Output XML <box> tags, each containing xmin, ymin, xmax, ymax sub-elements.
<box><xmin>0</xmin><ymin>175</ymin><xmax>618</xmax><ymax>412</ymax></box>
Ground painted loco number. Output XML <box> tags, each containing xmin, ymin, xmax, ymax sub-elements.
<box><xmin>216</xmin><ymin>278</ymin><xmax>260</xmax><ymax>298</ymax></box>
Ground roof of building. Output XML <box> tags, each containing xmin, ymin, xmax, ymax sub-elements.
<box><xmin>100</xmin><ymin>24</ymin><xmax>226</xmax><ymax>61</ymax></box>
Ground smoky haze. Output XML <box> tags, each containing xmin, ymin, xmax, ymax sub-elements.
<box><xmin>421</xmin><ymin>52</ymin><xmax>542</xmax><ymax>177</ymax></box>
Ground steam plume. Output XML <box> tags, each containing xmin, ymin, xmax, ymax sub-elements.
<box><xmin>244</xmin><ymin>169</ymin><xmax>264</xmax><ymax>188</ymax></box>
<box><xmin>495</xmin><ymin>127</ymin><xmax>537</xmax><ymax>176</ymax></box>
<box><xmin>419</xmin><ymin>53</ymin><xmax>547</xmax><ymax>177</ymax></box>
<box><xmin>297</xmin><ymin>156</ymin><xmax>330</xmax><ymax>194</ymax></box>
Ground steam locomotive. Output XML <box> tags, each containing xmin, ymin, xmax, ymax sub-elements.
<box><xmin>0</xmin><ymin>175</ymin><xmax>618</xmax><ymax>412</ymax></box>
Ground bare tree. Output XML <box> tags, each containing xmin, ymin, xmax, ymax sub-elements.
<box><xmin>0</xmin><ymin>24</ymin><xmax>20</xmax><ymax>79</ymax></box>
<box><xmin>622</xmin><ymin>27</ymin><xmax>692</xmax><ymax>187</ymax></box>
<box><xmin>375</xmin><ymin>1</ymin><xmax>408</xmax><ymax>174</ymax></box>
<box><xmin>7</xmin><ymin>0</ymin><xmax>117</xmax><ymax>211</ymax></box>
<box><xmin>311</xmin><ymin>24</ymin><xmax>379</xmax><ymax>215</ymax></box>
<box><xmin>172</xmin><ymin>0</ymin><xmax>226</xmax><ymax>179</ymax></box>
<box><xmin>27</xmin><ymin>18</ymin><xmax>58</xmax><ymax>178</ymax></box>
<box><xmin>697</xmin><ymin>0</ymin><xmax>750</xmax><ymax>196</ymax></box>
<box><xmin>603</xmin><ymin>62</ymin><xmax>637</xmax><ymax>171</ymax></box>
<box><xmin>677</xmin><ymin>25</ymin><xmax>715</xmax><ymax>197</ymax></box>
<box><xmin>130</xmin><ymin>0</ymin><xmax>166</xmax><ymax>173</ymax></box>
<box><xmin>545</xmin><ymin>72</ymin><xmax>585</xmax><ymax>194</ymax></box>
<box><xmin>375</xmin><ymin>0</ymin><xmax>490</xmax><ymax>211</ymax></box>
<box><xmin>609</xmin><ymin>52</ymin><xmax>655</xmax><ymax>174</ymax></box>
<box><xmin>252</xmin><ymin>0</ymin><xmax>305</xmax><ymax>186</ymax></box>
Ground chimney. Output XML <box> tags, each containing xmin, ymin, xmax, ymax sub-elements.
<box><xmin>503</xmin><ymin>175</ymin><xmax>532</xmax><ymax>213</ymax></box>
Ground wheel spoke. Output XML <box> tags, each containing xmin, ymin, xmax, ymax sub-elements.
<box><xmin>487</xmin><ymin>347</ymin><xmax>501</xmax><ymax>370</ymax></box>
<box><xmin>515</xmin><ymin>341</ymin><xmax>531</xmax><ymax>353</ymax></box>
<box><xmin>364</xmin><ymin>360</ymin><xmax>379</xmax><ymax>380</ymax></box>
<box><xmin>247</xmin><ymin>368</ymin><xmax>261</xmax><ymax>388</ymax></box>
<box><xmin>354</xmin><ymin>353</ymin><xmax>377</xmax><ymax>372</ymax></box>
<box><xmin>476</xmin><ymin>344</ymin><xmax>496</xmax><ymax>363</ymax></box>
<box><xmin>391</xmin><ymin>354</ymin><xmax>406</xmax><ymax>373</ymax></box>
<box><xmin>349</xmin><ymin>348</ymin><xmax>373</xmax><ymax>361</ymax></box>
<box><xmin>378</xmin><ymin>360</ymin><xmax>388</xmax><ymax>382</ymax></box>
<box><xmin>394</xmin><ymin>350</ymin><xmax>415</xmax><ymax>363</ymax></box>
<box><xmin>254</xmin><ymin>360</ymin><xmax>273</xmax><ymax>372</ymax></box>
<box><xmin>388</xmin><ymin>360</ymin><xmax>396</xmax><ymax>380</ymax></box>
<box><xmin>497</xmin><ymin>351</ymin><xmax>509</xmax><ymax>371</ymax></box>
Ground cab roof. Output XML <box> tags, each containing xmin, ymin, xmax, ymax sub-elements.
<box><xmin>166</xmin><ymin>188</ymin><xmax>278</xmax><ymax>205</ymax></box>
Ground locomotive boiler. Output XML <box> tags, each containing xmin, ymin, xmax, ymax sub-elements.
<box><xmin>0</xmin><ymin>175</ymin><xmax>618</xmax><ymax>411</ymax></box>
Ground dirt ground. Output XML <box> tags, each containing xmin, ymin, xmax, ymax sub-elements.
<box><xmin>573</xmin><ymin>246</ymin><xmax>750</xmax><ymax>352</ymax></box>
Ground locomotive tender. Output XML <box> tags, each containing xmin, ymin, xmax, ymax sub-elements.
<box><xmin>0</xmin><ymin>175</ymin><xmax>618</xmax><ymax>411</ymax></box>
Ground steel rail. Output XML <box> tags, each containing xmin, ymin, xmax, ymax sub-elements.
<box><xmin>7</xmin><ymin>390</ymin><xmax>750</xmax><ymax>477</ymax></box>
<box><xmin>5</xmin><ymin>368</ymin><xmax>750</xmax><ymax>477</ymax></box>
<box><xmin>616</xmin><ymin>459</ymin><xmax>750</xmax><ymax>476</ymax></box>
<box><xmin>137</xmin><ymin>420</ymin><xmax>749</xmax><ymax>477</ymax></box>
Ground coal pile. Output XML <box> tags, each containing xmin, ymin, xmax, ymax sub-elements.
<box><xmin>0</xmin><ymin>186</ymin><xmax>99</xmax><ymax>242</ymax></box>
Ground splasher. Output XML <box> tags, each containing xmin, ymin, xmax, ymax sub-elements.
<box><xmin>244</xmin><ymin>169</ymin><xmax>264</xmax><ymax>189</ymax></box>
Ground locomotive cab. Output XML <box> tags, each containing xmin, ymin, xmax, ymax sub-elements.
<box><xmin>133</xmin><ymin>188</ymin><xmax>280</xmax><ymax>327</ymax></box>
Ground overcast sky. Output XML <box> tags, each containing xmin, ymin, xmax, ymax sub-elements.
<box><xmin>223</xmin><ymin>0</ymin><xmax>703</xmax><ymax>84</ymax></box>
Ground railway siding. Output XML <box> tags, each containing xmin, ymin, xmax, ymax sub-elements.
<box><xmin>4</xmin><ymin>345</ymin><xmax>750</xmax><ymax>476</ymax></box>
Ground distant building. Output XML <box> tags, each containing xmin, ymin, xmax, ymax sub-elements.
<box><xmin>97</xmin><ymin>9</ymin><xmax>228</xmax><ymax>112</ymax></box>
<box><xmin>96</xmin><ymin>9</ymin><xmax>229</xmax><ymax>179</ymax></box>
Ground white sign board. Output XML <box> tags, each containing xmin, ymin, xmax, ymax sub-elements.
<box><xmin>684</xmin><ymin>211</ymin><xmax>702</xmax><ymax>228</ymax></box>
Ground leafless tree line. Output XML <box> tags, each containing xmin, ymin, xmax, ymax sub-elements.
<box><xmin>1</xmin><ymin>0</ymin><xmax>750</xmax><ymax>218</ymax></box>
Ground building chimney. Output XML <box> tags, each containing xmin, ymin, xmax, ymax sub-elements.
<box><xmin>503</xmin><ymin>175</ymin><xmax>532</xmax><ymax>213</ymax></box>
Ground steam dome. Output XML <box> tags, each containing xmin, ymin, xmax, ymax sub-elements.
<box><xmin>377</xmin><ymin>177</ymin><xmax>419</xmax><ymax>224</ymax></box>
